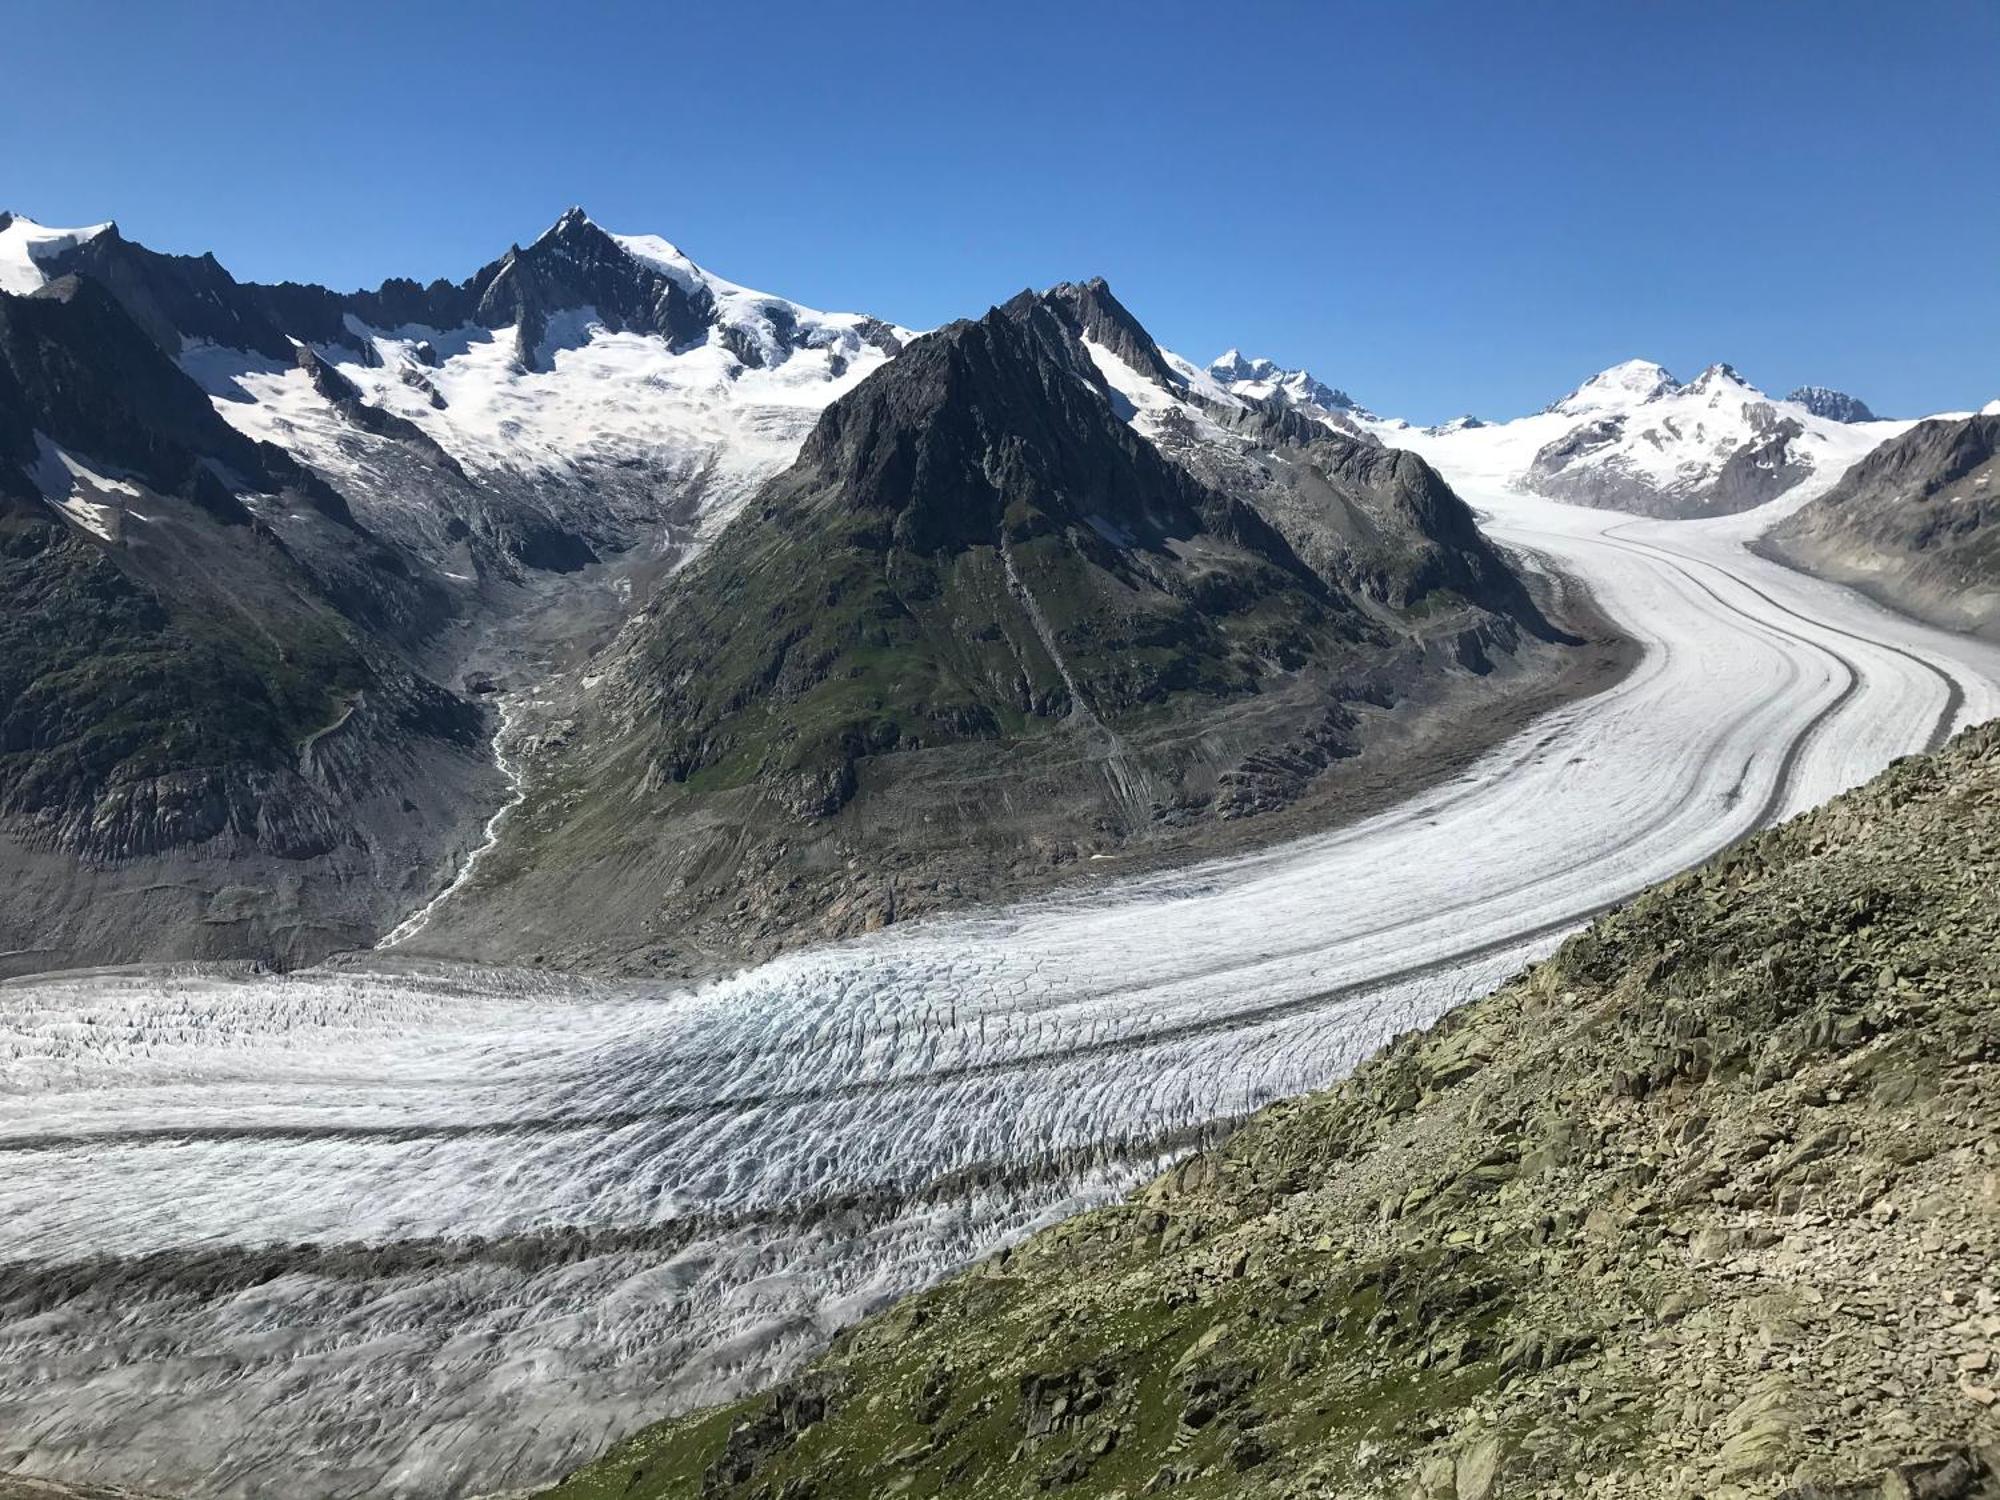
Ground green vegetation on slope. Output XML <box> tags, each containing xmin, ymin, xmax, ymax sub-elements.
<box><xmin>541</xmin><ymin>723</ymin><xmax>2000</xmax><ymax>1500</ymax></box>
<box><xmin>0</xmin><ymin>510</ymin><xmax>372</xmax><ymax>857</ymax></box>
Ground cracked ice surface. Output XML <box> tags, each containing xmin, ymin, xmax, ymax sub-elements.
<box><xmin>5</xmin><ymin>492</ymin><xmax>2000</xmax><ymax>1499</ymax></box>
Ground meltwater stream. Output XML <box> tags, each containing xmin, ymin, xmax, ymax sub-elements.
<box><xmin>5</xmin><ymin>490</ymin><xmax>2000</xmax><ymax>1499</ymax></box>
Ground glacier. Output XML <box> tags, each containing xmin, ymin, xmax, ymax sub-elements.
<box><xmin>5</xmin><ymin>478</ymin><xmax>2000</xmax><ymax>1499</ymax></box>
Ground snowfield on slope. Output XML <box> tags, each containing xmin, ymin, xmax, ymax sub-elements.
<box><xmin>176</xmin><ymin>221</ymin><xmax>914</xmax><ymax>555</ymax></box>
<box><xmin>0</xmin><ymin>213</ymin><xmax>111</xmax><ymax>295</ymax></box>
<box><xmin>6</xmin><ymin>469</ymin><xmax>2000</xmax><ymax>1499</ymax></box>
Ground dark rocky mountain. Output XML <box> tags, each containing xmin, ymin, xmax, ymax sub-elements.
<box><xmin>1765</xmin><ymin>412</ymin><xmax>2000</xmax><ymax>637</ymax></box>
<box><xmin>0</xmin><ymin>273</ymin><xmax>494</xmax><ymax>972</ymax></box>
<box><xmin>1788</xmin><ymin>385</ymin><xmax>1878</xmax><ymax>423</ymax></box>
<box><xmin>538</xmin><ymin>717</ymin><xmax>2000</xmax><ymax>1500</ymax></box>
<box><xmin>414</xmin><ymin>283</ymin><xmax>1593</xmax><ymax>971</ymax></box>
<box><xmin>0</xmin><ymin>207</ymin><xmax>923</xmax><ymax>970</ymax></box>
<box><xmin>248</xmin><ymin>207</ymin><xmax>752</xmax><ymax>370</ymax></box>
<box><xmin>1030</xmin><ymin>281</ymin><xmax>1543</xmax><ymax>626</ymax></box>
<box><xmin>0</xmin><ymin>209</ymin><xmax>1592</xmax><ymax>977</ymax></box>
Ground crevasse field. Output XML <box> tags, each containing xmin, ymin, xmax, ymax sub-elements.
<box><xmin>6</xmin><ymin>474</ymin><xmax>2000</xmax><ymax>1500</ymax></box>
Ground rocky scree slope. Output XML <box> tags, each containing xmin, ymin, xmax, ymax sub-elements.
<box><xmin>428</xmin><ymin>283</ymin><xmax>1576</xmax><ymax>970</ymax></box>
<box><xmin>541</xmin><ymin>720</ymin><xmax>2000</xmax><ymax>1500</ymax></box>
<box><xmin>1766</xmin><ymin>414</ymin><xmax>2000</xmax><ymax>639</ymax></box>
<box><xmin>0</xmin><ymin>271</ymin><xmax>490</xmax><ymax>972</ymax></box>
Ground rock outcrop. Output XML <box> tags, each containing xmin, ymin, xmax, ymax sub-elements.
<box><xmin>1790</xmin><ymin>387</ymin><xmax>1880</xmax><ymax>425</ymax></box>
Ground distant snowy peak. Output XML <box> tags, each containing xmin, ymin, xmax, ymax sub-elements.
<box><xmin>1395</xmin><ymin>356</ymin><xmax>1919</xmax><ymax>521</ymax></box>
<box><xmin>1208</xmin><ymin>348</ymin><xmax>1361</xmax><ymax>415</ymax></box>
<box><xmin>1548</xmin><ymin>358</ymin><xmax>1679</xmax><ymax>415</ymax></box>
<box><xmin>466</xmin><ymin>207</ymin><xmax>910</xmax><ymax>373</ymax></box>
<box><xmin>1984</xmin><ymin>399</ymin><xmax>2000</xmax><ymax>417</ymax></box>
<box><xmin>1427</xmin><ymin>414</ymin><xmax>1486</xmax><ymax>435</ymax></box>
<box><xmin>1684</xmin><ymin>361</ymin><xmax>1754</xmax><ymax>397</ymax></box>
<box><xmin>1788</xmin><ymin>386</ymin><xmax>1878</xmax><ymax>424</ymax></box>
<box><xmin>0</xmin><ymin>213</ymin><xmax>114</xmax><ymax>296</ymax></box>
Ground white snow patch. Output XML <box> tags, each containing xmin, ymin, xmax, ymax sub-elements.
<box><xmin>0</xmin><ymin>214</ymin><xmax>112</xmax><ymax>295</ymax></box>
<box><xmin>27</xmin><ymin>435</ymin><xmax>146</xmax><ymax>541</ymax></box>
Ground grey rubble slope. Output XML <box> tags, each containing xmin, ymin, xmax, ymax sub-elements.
<box><xmin>425</xmin><ymin>285</ymin><xmax>1579</xmax><ymax>970</ymax></box>
<box><xmin>1768</xmin><ymin>414</ymin><xmax>2000</xmax><ymax>640</ymax></box>
<box><xmin>543</xmin><ymin>720</ymin><xmax>2000</xmax><ymax>1500</ymax></box>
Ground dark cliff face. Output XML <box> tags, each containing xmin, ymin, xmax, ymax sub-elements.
<box><xmin>0</xmin><ymin>274</ymin><xmax>344</xmax><ymax>525</ymax></box>
<box><xmin>777</xmin><ymin>289</ymin><xmax>1316</xmax><ymax>566</ymax></box>
<box><xmin>1813</xmin><ymin>412</ymin><xmax>2000</xmax><ymax>505</ymax></box>
<box><xmin>1039</xmin><ymin>276</ymin><xmax>1186</xmax><ymax>390</ymax></box>
<box><xmin>43</xmin><ymin>225</ymin><xmax>298</xmax><ymax>362</ymax></box>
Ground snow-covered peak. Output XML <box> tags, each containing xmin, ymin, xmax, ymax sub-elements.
<box><xmin>0</xmin><ymin>214</ymin><xmax>114</xmax><ymax>296</ymax></box>
<box><xmin>585</xmin><ymin>220</ymin><xmax>908</xmax><ymax>370</ymax></box>
<box><xmin>183</xmin><ymin>211</ymin><xmax>916</xmax><ymax>559</ymax></box>
<box><xmin>1208</xmin><ymin>348</ymin><xmax>1265</xmax><ymax>382</ymax></box>
<box><xmin>532</xmin><ymin>206</ymin><xmax>597</xmax><ymax>244</ymax></box>
<box><xmin>1206</xmin><ymin>349</ymin><xmax>1360</xmax><ymax>415</ymax></box>
<box><xmin>1388</xmin><ymin>355</ymin><xmax>1929</xmax><ymax>521</ymax></box>
<box><xmin>1550</xmin><ymin>359</ymin><xmax>1678</xmax><ymax>415</ymax></box>
<box><xmin>1685</xmin><ymin>362</ymin><xmax>1757</xmax><ymax>400</ymax></box>
<box><xmin>605</xmin><ymin>230</ymin><xmax>704</xmax><ymax>289</ymax></box>
<box><xmin>1981</xmin><ymin>398</ymin><xmax>2000</xmax><ymax>417</ymax></box>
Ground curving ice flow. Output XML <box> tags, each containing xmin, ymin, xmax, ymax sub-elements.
<box><xmin>4</xmin><ymin>483</ymin><xmax>2000</xmax><ymax>1500</ymax></box>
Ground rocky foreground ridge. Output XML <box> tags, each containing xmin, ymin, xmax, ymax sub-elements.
<box><xmin>541</xmin><ymin>721</ymin><xmax>2000</xmax><ymax>1500</ymax></box>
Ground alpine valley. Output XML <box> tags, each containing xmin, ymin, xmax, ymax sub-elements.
<box><xmin>4</xmin><ymin>204</ymin><xmax>2000</xmax><ymax>1500</ymax></box>
<box><xmin>0</xmin><ymin>209</ymin><xmax>1598</xmax><ymax>975</ymax></box>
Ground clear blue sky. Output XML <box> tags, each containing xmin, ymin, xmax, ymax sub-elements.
<box><xmin>6</xmin><ymin>0</ymin><xmax>1996</xmax><ymax>421</ymax></box>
